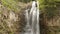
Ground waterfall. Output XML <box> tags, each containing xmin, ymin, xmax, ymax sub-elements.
<box><xmin>24</xmin><ymin>1</ymin><xmax>40</xmax><ymax>34</ymax></box>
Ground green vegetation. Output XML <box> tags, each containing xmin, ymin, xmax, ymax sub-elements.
<box><xmin>18</xmin><ymin>0</ymin><xmax>32</xmax><ymax>3</ymax></box>
<box><xmin>1</xmin><ymin>0</ymin><xmax>20</xmax><ymax>12</ymax></box>
<box><xmin>38</xmin><ymin>0</ymin><xmax>60</xmax><ymax>9</ymax></box>
<box><xmin>1</xmin><ymin>0</ymin><xmax>33</xmax><ymax>12</ymax></box>
<box><xmin>38</xmin><ymin>0</ymin><xmax>60</xmax><ymax>18</ymax></box>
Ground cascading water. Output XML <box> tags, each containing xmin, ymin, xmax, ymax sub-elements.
<box><xmin>24</xmin><ymin>1</ymin><xmax>40</xmax><ymax>34</ymax></box>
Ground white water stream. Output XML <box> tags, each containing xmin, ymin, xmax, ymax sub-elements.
<box><xmin>24</xmin><ymin>1</ymin><xmax>40</xmax><ymax>34</ymax></box>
